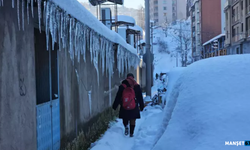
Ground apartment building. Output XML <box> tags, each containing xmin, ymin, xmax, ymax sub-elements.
<box><xmin>150</xmin><ymin>0</ymin><xmax>186</xmax><ymax>26</ymax></box>
<box><xmin>191</xmin><ymin>0</ymin><xmax>221</xmax><ymax>61</ymax></box>
<box><xmin>201</xmin><ymin>0</ymin><xmax>227</xmax><ymax>59</ymax></box>
<box><xmin>224</xmin><ymin>0</ymin><xmax>250</xmax><ymax>54</ymax></box>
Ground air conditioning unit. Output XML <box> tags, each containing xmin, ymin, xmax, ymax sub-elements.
<box><xmin>101</xmin><ymin>8</ymin><xmax>112</xmax><ymax>30</ymax></box>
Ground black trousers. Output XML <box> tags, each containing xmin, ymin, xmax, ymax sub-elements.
<box><xmin>123</xmin><ymin>119</ymin><xmax>136</xmax><ymax>135</ymax></box>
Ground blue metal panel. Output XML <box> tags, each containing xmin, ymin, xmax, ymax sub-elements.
<box><xmin>52</xmin><ymin>99</ymin><xmax>60</xmax><ymax>150</ymax></box>
<box><xmin>37</xmin><ymin>102</ymin><xmax>52</xmax><ymax>150</ymax></box>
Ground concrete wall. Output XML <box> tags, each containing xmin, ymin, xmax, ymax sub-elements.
<box><xmin>58</xmin><ymin>45</ymin><xmax>137</xmax><ymax>144</ymax></box>
<box><xmin>0</xmin><ymin>1</ymin><xmax>138</xmax><ymax>149</ymax></box>
<box><xmin>0</xmin><ymin>0</ymin><xmax>36</xmax><ymax>150</ymax></box>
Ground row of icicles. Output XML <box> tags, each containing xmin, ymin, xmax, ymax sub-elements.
<box><xmin>0</xmin><ymin>0</ymin><xmax>139</xmax><ymax>81</ymax></box>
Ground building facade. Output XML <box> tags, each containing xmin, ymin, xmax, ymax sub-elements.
<box><xmin>224</xmin><ymin>0</ymin><xmax>250</xmax><ymax>54</ymax></box>
<box><xmin>191</xmin><ymin>0</ymin><xmax>222</xmax><ymax>61</ymax></box>
<box><xmin>150</xmin><ymin>0</ymin><xmax>186</xmax><ymax>26</ymax></box>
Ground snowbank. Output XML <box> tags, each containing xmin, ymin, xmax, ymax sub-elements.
<box><xmin>153</xmin><ymin>54</ymin><xmax>250</xmax><ymax>150</ymax></box>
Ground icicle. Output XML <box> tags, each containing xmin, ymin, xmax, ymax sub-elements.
<box><xmin>31</xmin><ymin>0</ymin><xmax>34</xmax><ymax>17</ymax></box>
<box><xmin>117</xmin><ymin>45</ymin><xmax>120</xmax><ymax>76</ymax></box>
<box><xmin>49</xmin><ymin>4</ymin><xmax>55</xmax><ymax>50</ymax></box>
<box><xmin>56</xmin><ymin>9</ymin><xmax>61</xmax><ymax>51</ymax></box>
<box><xmin>22</xmin><ymin>0</ymin><xmax>25</xmax><ymax>31</ymax></box>
<box><xmin>60</xmin><ymin>13</ymin><xmax>64</xmax><ymax>49</ymax></box>
<box><xmin>38</xmin><ymin>0</ymin><xmax>42</xmax><ymax>33</ymax></box>
<box><xmin>94</xmin><ymin>51</ymin><xmax>99</xmax><ymax>86</ymax></box>
<box><xmin>101</xmin><ymin>39</ymin><xmax>105</xmax><ymax>76</ymax></box>
<box><xmin>82</xmin><ymin>27</ymin><xmax>87</xmax><ymax>62</ymax></box>
<box><xmin>69</xmin><ymin>18</ymin><xmax>75</xmax><ymax>62</ymax></box>
<box><xmin>46</xmin><ymin>1</ymin><xmax>50</xmax><ymax>50</ymax></box>
<box><xmin>27</xmin><ymin>0</ymin><xmax>30</xmax><ymax>24</ymax></box>
<box><xmin>90</xmin><ymin>31</ymin><xmax>93</xmax><ymax>63</ymax></box>
<box><xmin>105</xmin><ymin>42</ymin><xmax>110</xmax><ymax>76</ymax></box>
<box><xmin>53</xmin><ymin>9</ymin><xmax>59</xmax><ymax>49</ymax></box>
<box><xmin>12</xmin><ymin>0</ymin><xmax>14</xmax><ymax>8</ymax></box>
<box><xmin>43</xmin><ymin>1</ymin><xmax>46</xmax><ymax>25</ymax></box>
<box><xmin>17</xmin><ymin>0</ymin><xmax>20</xmax><ymax>30</ymax></box>
<box><xmin>88</xmin><ymin>90</ymin><xmax>92</xmax><ymax>115</ymax></box>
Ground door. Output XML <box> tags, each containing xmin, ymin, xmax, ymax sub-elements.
<box><xmin>35</xmin><ymin>28</ymin><xmax>60</xmax><ymax>150</ymax></box>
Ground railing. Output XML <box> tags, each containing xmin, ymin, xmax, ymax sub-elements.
<box><xmin>247</xmin><ymin>30</ymin><xmax>250</xmax><ymax>37</ymax></box>
<box><xmin>232</xmin><ymin>13</ymin><xmax>240</xmax><ymax>25</ymax></box>
<box><xmin>246</xmin><ymin>5</ymin><xmax>250</xmax><ymax>15</ymax></box>
<box><xmin>193</xmin><ymin>22</ymin><xmax>196</xmax><ymax>27</ymax></box>
<box><xmin>231</xmin><ymin>0</ymin><xmax>239</xmax><ymax>5</ymax></box>
<box><xmin>232</xmin><ymin>34</ymin><xmax>244</xmax><ymax>42</ymax></box>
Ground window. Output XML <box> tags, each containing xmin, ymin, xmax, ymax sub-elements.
<box><xmin>236</xmin><ymin>47</ymin><xmax>239</xmax><ymax>54</ymax></box>
<box><xmin>232</xmin><ymin>28</ymin><xmax>235</xmax><ymax>37</ymax></box>
<box><xmin>154</xmin><ymin>6</ymin><xmax>158</xmax><ymax>11</ymax></box>
<box><xmin>163</xmin><ymin>0</ymin><xmax>167</xmax><ymax>4</ymax></box>
<box><xmin>163</xmin><ymin>7</ymin><xmax>167</xmax><ymax>10</ymax></box>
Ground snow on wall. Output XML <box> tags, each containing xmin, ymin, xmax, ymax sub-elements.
<box><xmin>0</xmin><ymin>0</ymin><xmax>139</xmax><ymax>81</ymax></box>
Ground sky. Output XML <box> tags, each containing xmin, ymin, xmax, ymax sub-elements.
<box><xmin>78</xmin><ymin>0</ymin><xmax>144</xmax><ymax>9</ymax></box>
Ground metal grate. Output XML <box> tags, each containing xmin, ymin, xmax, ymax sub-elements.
<box><xmin>52</xmin><ymin>99</ymin><xmax>60</xmax><ymax>150</ymax></box>
<box><xmin>37</xmin><ymin>101</ymin><xmax>52</xmax><ymax>150</ymax></box>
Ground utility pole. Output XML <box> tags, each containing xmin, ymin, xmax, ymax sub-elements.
<box><xmin>145</xmin><ymin>0</ymin><xmax>151</xmax><ymax>96</ymax></box>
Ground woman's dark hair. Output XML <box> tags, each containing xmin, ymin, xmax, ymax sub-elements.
<box><xmin>127</xmin><ymin>73</ymin><xmax>134</xmax><ymax>78</ymax></box>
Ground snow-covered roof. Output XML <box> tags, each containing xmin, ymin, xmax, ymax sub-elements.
<box><xmin>118</xmin><ymin>25</ymin><xmax>143</xmax><ymax>36</ymax></box>
<box><xmin>203</xmin><ymin>34</ymin><xmax>225</xmax><ymax>46</ymax></box>
<box><xmin>51</xmin><ymin>0</ymin><xmax>137</xmax><ymax>55</ymax></box>
<box><xmin>89</xmin><ymin>0</ymin><xmax>124</xmax><ymax>6</ymax></box>
<box><xmin>112</xmin><ymin>15</ymin><xmax>136</xmax><ymax>26</ymax></box>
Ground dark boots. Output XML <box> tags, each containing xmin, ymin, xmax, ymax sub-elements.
<box><xmin>130</xmin><ymin>125</ymin><xmax>135</xmax><ymax>137</ymax></box>
<box><xmin>125</xmin><ymin>127</ymin><xmax>129</xmax><ymax>136</ymax></box>
<box><xmin>123</xmin><ymin>119</ymin><xmax>136</xmax><ymax>137</ymax></box>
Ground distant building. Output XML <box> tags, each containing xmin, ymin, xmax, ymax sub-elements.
<box><xmin>224</xmin><ymin>0</ymin><xmax>250</xmax><ymax>54</ymax></box>
<box><xmin>149</xmin><ymin>0</ymin><xmax>187</xmax><ymax>26</ymax></box>
<box><xmin>190</xmin><ymin>0</ymin><xmax>222</xmax><ymax>61</ymax></box>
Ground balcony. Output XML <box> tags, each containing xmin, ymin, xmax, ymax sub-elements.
<box><xmin>247</xmin><ymin>30</ymin><xmax>250</xmax><ymax>37</ymax></box>
<box><xmin>232</xmin><ymin>13</ymin><xmax>241</xmax><ymax>25</ymax></box>
<box><xmin>192</xmin><ymin>22</ymin><xmax>196</xmax><ymax>27</ymax></box>
<box><xmin>246</xmin><ymin>5</ymin><xmax>250</xmax><ymax>15</ymax></box>
<box><xmin>232</xmin><ymin>34</ymin><xmax>244</xmax><ymax>42</ymax></box>
<box><xmin>231</xmin><ymin>0</ymin><xmax>239</xmax><ymax>6</ymax></box>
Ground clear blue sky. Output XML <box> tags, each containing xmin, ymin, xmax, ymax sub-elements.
<box><xmin>78</xmin><ymin>0</ymin><xmax>144</xmax><ymax>9</ymax></box>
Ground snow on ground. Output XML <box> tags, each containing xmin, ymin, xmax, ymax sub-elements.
<box><xmin>90</xmin><ymin>106</ymin><xmax>163</xmax><ymax>150</ymax></box>
<box><xmin>153</xmin><ymin>54</ymin><xmax>250</xmax><ymax>150</ymax></box>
